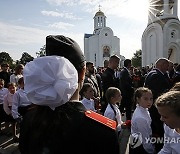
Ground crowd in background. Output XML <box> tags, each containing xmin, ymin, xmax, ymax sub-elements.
<box><xmin>0</xmin><ymin>51</ymin><xmax>180</xmax><ymax>153</ymax></box>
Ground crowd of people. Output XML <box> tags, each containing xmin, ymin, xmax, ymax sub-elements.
<box><xmin>0</xmin><ymin>35</ymin><xmax>180</xmax><ymax>154</ymax></box>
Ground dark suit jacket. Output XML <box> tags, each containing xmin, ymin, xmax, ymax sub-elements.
<box><xmin>144</xmin><ymin>68</ymin><xmax>171</xmax><ymax>141</ymax></box>
<box><xmin>19</xmin><ymin>102</ymin><xmax>119</xmax><ymax>154</ymax></box>
<box><xmin>0</xmin><ymin>71</ymin><xmax>10</xmax><ymax>88</ymax></box>
<box><xmin>84</xmin><ymin>75</ymin><xmax>100</xmax><ymax>97</ymax></box>
<box><xmin>144</xmin><ymin>68</ymin><xmax>171</xmax><ymax>99</ymax></box>
<box><xmin>101</xmin><ymin>67</ymin><xmax>118</xmax><ymax>94</ymax></box>
<box><xmin>119</xmin><ymin>67</ymin><xmax>134</xmax><ymax>98</ymax></box>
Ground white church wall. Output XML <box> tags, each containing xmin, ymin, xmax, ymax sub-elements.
<box><xmin>84</xmin><ymin>38</ymin><xmax>90</xmax><ymax>61</ymax></box>
<box><xmin>142</xmin><ymin>23</ymin><xmax>163</xmax><ymax>66</ymax></box>
<box><xmin>88</xmin><ymin>36</ymin><xmax>99</xmax><ymax>65</ymax></box>
<box><xmin>164</xmin><ymin>19</ymin><xmax>180</xmax><ymax>46</ymax></box>
<box><xmin>112</xmin><ymin>37</ymin><xmax>120</xmax><ymax>56</ymax></box>
<box><xmin>163</xmin><ymin>19</ymin><xmax>180</xmax><ymax>63</ymax></box>
<box><xmin>84</xmin><ymin>10</ymin><xmax>120</xmax><ymax>67</ymax></box>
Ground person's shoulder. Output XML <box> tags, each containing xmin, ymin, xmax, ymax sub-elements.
<box><xmin>10</xmin><ymin>73</ymin><xmax>15</xmax><ymax>77</ymax></box>
<box><xmin>146</xmin><ymin>69</ymin><xmax>159</xmax><ymax>78</ymax></box>
<box><xmin>120</xmin><ymin>68</ymin><xmax>127</xmax><ymax>75</ymax></box>
<box><xmin>84</xmin><ymin>110</ymin><xmax>116</xmax><ymax>130</ymax></box>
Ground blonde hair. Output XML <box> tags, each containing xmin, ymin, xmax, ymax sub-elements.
<box><xmin>105</xmin><ymin>87</ymin><xmax>120</xmax><ymax>103</ymax></box>
<box><xmin>170</xmin><ymin>82</ymin><xmax>180</xmax><ymax>91</ymax></box>
<box><xmin>155</xmin><ymin>91</ymin><xmax>180</xmax><ymax>117</ymax></box>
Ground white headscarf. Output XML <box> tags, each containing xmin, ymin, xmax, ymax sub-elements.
<box><xmin>23</xmin><ymin>56</ymin><xmax>78</xmax><ymax>110</ymax></box>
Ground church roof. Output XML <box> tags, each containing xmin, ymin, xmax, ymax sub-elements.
<box><xmin>95</xmin><ymin>10</ymin><xmax>105</xmax><ymax>16</ymax></box>
<box><xmin>84</xmin><ymin>33</ymin><xmax>93</xmax><ymax>38</ymax></box>
<box><xmin>148</xmin><ymin>17</ymin><xmax>179</xmax><ymax>28</ymax></box>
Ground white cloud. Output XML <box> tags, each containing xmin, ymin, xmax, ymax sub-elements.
<box><xmin>0</xmin><ymin>22</ymin><xmax>46</xmax><ymax>45</ymax></box>
<box><xmin>41</xmin><ymin>10</ymin><xmax>61</xmax><ymax>17</ymax></box>
<box><xmin>41</xmin><ymin>10</ymin><xmax>81</xmax><ymax>20</ymax></box>
<box><xmin>0</xmin><ymin>22</ymin><xmax>83</xmax><ymax>60</ymax></box>
<box><xmin>46</xmin><ymin>0</ymin><xmax>79</xmax><ymax>6</ymax></box>
<box><xmin>49</xmin><ymin>22</ymin><xmax>74</xmax><ymax>30</ymax></box>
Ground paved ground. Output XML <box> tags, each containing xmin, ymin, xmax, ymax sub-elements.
<box><xmin>119</xmin><ymin>128</ymin><xmax>130</xmax><ymax>154</ymax></box>
<box><xmin>0</xmin><ymin>123</ymin><xmax>20</xmax><ymax>154</ymax></box>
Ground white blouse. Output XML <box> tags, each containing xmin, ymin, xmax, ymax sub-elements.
<box><xmin>0</xmin><ymin>88</ymin><xmax>8</xmax><ymax>104</ymax></box>
<box><xmin>3</xmin><ymin>92</ymin><xmax>14</xmax><ymax>115</ymax></box>
<box><xmin>158</xmin><ymin>124</ymin><xmax>180</xmax><ymax>154</ymax></box>
<box><xmin>10</xmin><ymin>74</ymin><xmax>23</xmax><ymax>85</ymax></box>
<box><xmin>11</xmin><ymin>88</ymin><xmax>31</xmax><ymax>119</ymax></box>
<box><xmin>131</xmin><ymin>105</ymin><xmax>155</xmax><ymax>154</ymax></box>
<box><xmin>81</xmin><ymin>98</ymin><xmax>96</xmax><ymax>112</ymax></box>
<box><xmin>104</xmin><ymin>103</ymin><xmax>122</xmax><ymax>132</ymax></box>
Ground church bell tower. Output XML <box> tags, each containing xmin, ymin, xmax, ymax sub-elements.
<box><xmin>142</xmin><ymin>0</ymin><xmax>180</xmax><ymax>66</ymax></box>
<box><xmin>93</xmin><ymin>6</ymin><xmax>107</xmax><ymax>35</ymax></box>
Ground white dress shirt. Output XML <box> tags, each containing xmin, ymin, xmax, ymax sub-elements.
<box><xmin>131</xmin><ymin>104</ymin><xmax>155</xmax><ymax>154</ymax></box>
<box><xmin>10</xmin><ymin>74</ymin><xmax>23</xmax><ymax>85</ymax></box>
<box><xmin>12</xmin><ymin>88</ymin><xmax>31</xmax><ymax>119</ymax></box>
<box><xmin>0</xmin><ymin>88</ymin><xmax>8</xmax><ymax>104</ymax></box>
<box><xmin>81</xmin><ymin>98</ymin><xmax>96</xmax><ymax>112</ymax></box>
<box><xmin>158</xmin><ymin>124</ymin><xmax>180</xmax><ymax>154</ymax></box>
<box><xmin>3</xmin><ymin>92</ymin><xmax>14</xmax><ymax>115</ymax></box>
<box><xmin>104</xmin><ymin>103</ymin><xmax>123</xmax><ymax>132</ymax></box>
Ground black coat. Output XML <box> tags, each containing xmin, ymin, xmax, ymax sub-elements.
<box><xmin>119</xmin><ymin>67</ymin><xmax>134</xmax><ymax>98</ymax></box>
<box><xmin>0</xmin><ymin>71</ymin><xmax>10</xmax><ymax>88</ymax></box>
<box><xmin>144</xmin><ymin>68</ymin><xmax>171</xmax><ymax>99</ymax></box>
<box><xmin>19</xmin><ymin>102</ymin><xmax>119</xmax><ymax>154</ymax></box>
<box><xmin>144</xmin><ymin>68</ymin><xmax>171</xmax><ymax>152</ymax></box>
<box><xmin>101</xmin><ymin>67</ymin><xmax>118</xmax><ymax>94</ymax></box>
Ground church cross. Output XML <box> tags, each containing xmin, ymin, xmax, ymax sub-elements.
<box><xmin>98</xmin><ymin>4</ymin><xmax>102</xmax><ymax>11</ymax></box>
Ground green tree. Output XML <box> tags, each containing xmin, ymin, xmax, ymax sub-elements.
<box><xmin>0</xmin><ymin>52</ymin><xmax>13</xmax><ymax>65</ymax></box>
<box><xmin>36</xmin><ymin>45</ymin><xmax>46</xmax><ymax>57</ymax></box>
<box><xmin>131</xmin><ymin>49</ymin><xmax>142</xmax><ymax>67</ymax></box>
<box><xmin>20</xmin><ymin>52</ymin><xmax>34</xmax><ymax>65</ymax></box>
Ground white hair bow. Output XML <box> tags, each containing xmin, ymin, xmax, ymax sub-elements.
<box><xmin>23</xmin><ymin>56</ymin><xmax>78</xmax><ymax>110</ymax></box>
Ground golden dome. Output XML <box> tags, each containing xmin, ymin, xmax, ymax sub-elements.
<box><xmin>95</xmin><ymin>10</ymin><xmax>105</xmax><ymax>16</ymax></box>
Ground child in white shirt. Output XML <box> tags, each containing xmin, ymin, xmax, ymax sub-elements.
<box><xmin>3</xmin><ymin>82</ymin><xmax>16</xmax><ymax>115</ymax></box>
<box><xmin>0</xmin><ymin>79</ymin><xmax>8</xmax><ymax>133</ymax></box>
<box><xmin>155</xmin><ymin>90</ymin><xmax>180</xmax><ymax>154</ymax></box>
<box><xmin>80</xmin><ymin>83</ymin><xmax>97</xmax><ymax>112</ymax></box>
<box><xmin>3</xmin><ymin>82</ymin><xmax>18</xmax><ymax>141</ymax></box>
<box><xmin>130</xmin><ymin>87</ymin><xmax>155</xmax><ymax>154</ymax></box>
<box><xmin>104</xmin><ymin>87</ymin><xmax>123</xmax><ymax>133</ymax></box>
<box><xmin>12</xmin><ymin>77</ymin><xmax>31</xmax><ymax>121</ymax></box>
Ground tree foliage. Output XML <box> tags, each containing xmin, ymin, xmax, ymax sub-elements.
<box><xmin>131</xmin><ymin>49</ymin><xmax>142</xmax><ymax>67</ymax></box>
<box><xmin>0</xmin><ymin>52</ymin><xmax>13</xmax><ymax>65</ymax></box>
<box><xmin>36</xmin><ymin>45</ymin><xmax>46</xmax><ymax>57</ymax></box>
<box><xmin>20</xmin><ymin>52</ymin><xmax>34</xmax><ymax>65</ymax></box>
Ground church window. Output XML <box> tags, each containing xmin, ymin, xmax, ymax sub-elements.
<box><xmin>171</xmin><ymin>30</ymin><xmax>176</xmax><ymax>38</ymax></box>
<box><xmin>105</xmin><ymin>33</ymin><xmax>108</xmax><ymax>36</ymax></box>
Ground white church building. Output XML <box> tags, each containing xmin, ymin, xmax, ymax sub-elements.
<box><xmin>84</xmin><ymin>9</ymin><xmax>121</xmax><ymax>67</ymax></box>
<box><xmin>142</xmin><ymin>0</ymin><xmax>180</xmax><ymax>66</ymax></box>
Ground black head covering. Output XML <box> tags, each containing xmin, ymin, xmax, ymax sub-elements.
<box><xmin>46</xmin><ymin>35</ymin><xmax>85</xmax><ymax>71</ymax></box>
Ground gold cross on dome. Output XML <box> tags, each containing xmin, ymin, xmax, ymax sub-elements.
<box><xmin>98</xmin><ymin>4</ymin><xmax>102</xmax><ymax>11</ymax></box>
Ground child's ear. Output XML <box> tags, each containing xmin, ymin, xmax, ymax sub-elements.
<box><xmin>83</xmin><ymin>91</ymin><xmax>86</xmax><ymax>97</ymax></box>
<box><xmin>110</xmin><ymin>97</ymin><xmax>114</xmax><ymax>102</ymax></box>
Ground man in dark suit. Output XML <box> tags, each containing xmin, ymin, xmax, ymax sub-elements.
<box><xmin>144</xmin><ymin>58</ymin><xmax>171</xmax><ymax>152</ymax></box>
<box><xmin>101</xmin><ymin>55</ymin><xmax>120</xmax><ymax>113</ymax></box>
<box><xmin>119</xmin><ymin>59</ymin><xmax>134</xmax><ymax>120</ymax></box>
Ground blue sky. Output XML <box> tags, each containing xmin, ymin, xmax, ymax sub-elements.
<box><xmin>0</xmin><ymin>0</ymin><xmax>179</xmax><ymax>61</ymax></box>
